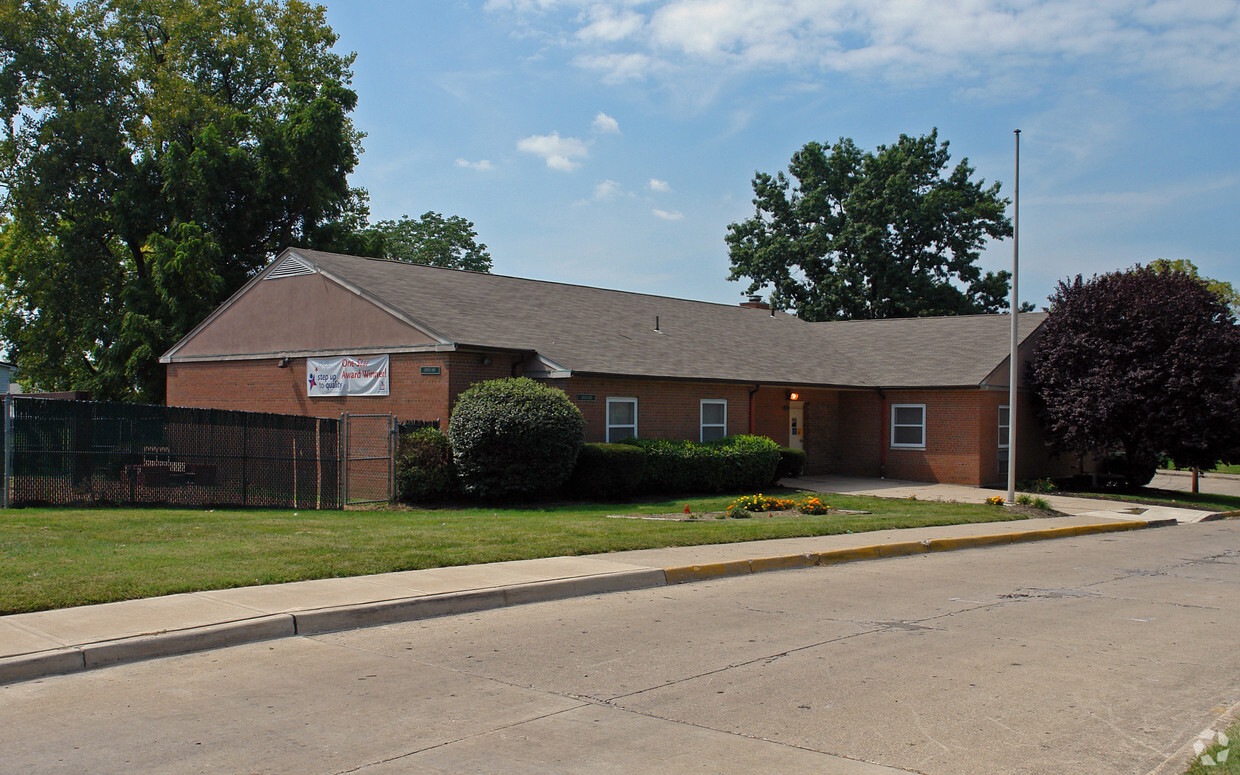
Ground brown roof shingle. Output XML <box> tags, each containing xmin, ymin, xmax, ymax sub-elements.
<box><xmin>194</xmin><ymin>248</ymin><xmax>1044</xmax><ymax>389</ymax></box>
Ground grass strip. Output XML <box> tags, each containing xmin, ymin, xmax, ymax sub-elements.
<box><xmin>0</xmin><ymin>489</ymin><xmax>1028</xmax><ymax>614</ymax></box>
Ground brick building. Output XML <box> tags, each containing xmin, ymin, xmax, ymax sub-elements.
<box><xmin>161</xmin><ymin>248</ymin><xmax>1077</xmax><ymax>486</ymax></box>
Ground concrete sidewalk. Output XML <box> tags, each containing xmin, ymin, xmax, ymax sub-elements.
<box><xmin>0</xmin><ymin>506</ymin><xmax>1191</xmax><ymax>688</ymax></box>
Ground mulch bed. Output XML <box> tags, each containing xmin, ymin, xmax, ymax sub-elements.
<box><xmin>606</xmin><ymin>508</ymin><xmax>870</xmax><ymax>522</ymax></box>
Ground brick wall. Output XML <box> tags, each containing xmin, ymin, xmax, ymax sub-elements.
<box><xmin>545</xmin><ymin>376</ymin><xmax>752</xmax><ymax>443</ymax></box>
<box><xmin>167</xmin><ymin>352</ymin><xmax>466</xmax><ymax>423</ymax></box>
<box><xmin>836</xmin><ymin>391</ymin><xmax>883</xmax><ymax>477</ymax></box>
<box><xmin>168</xmin><ymin>360</ymin><xmax>756</xmax><ymax>445</ymax></box>
<box><xmin>168</xmin><ymin>358</ymin><xmax>1075</xmax><ymax>486</ymax></box>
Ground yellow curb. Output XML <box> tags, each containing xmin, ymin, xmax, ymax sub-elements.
<box><xmin>664</xmin><ymin>559</ymin><xmax>753</xmax><ymax>584</ymax></box>
<box><xmin>875</xmin><ymin>541</ymin><xmax>929</xmax><ymax>559</ymax></box>
<box><xmin>815</xmin><ymin>545</ymin><xmax>886</xmax><ymax>565</ymax></box>
<box><xmin>749</xmin><ymin>554</ymin><xmax>818</xmax><ymax>573</ymax></box>
<box><xmin>661</xmin><ymin>520</ymin><xmax>1161</xmax><ymax>584</ymax></box>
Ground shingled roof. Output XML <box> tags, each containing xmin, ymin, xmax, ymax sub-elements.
<box><xmin>167</xmin><ymin>248</ymin><xmax>1044</xmax><ymax>389</ymax></box>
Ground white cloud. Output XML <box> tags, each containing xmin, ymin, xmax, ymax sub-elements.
<box><xmin>455</xmin><ymin>158</ymin><xmax>495</xmax><ymax>171</ymax></box>
<box><xmin>593</xmin><ymin>179</ymin><xmax>623</xmax><ymax>199</ymax></box>
<box><xmin>577</xmin><ymin>6</ymin><xmax>645</xmax><ymax>41</ymax></box>
<box><xmin>652</xmin><ymin>208</ymin><xmax>684</xmax><ymax>220</ymax></box>
<box><xmin>495</xmin><ymin>0</ymin><xmax>1240</xmax><ymax>101</ymax></box>
<box><xmin>517</xmin><ymin>131</ymin><xmax>589</xmax><ymax>171</ymax></box>
<box><xmin>592</xmin><ymin>111</ymin><xmax>621</xmax><ymax>133</ymax></box>
<box><xmin>573</xmin><ymin>52</ymin><xmax>655</xmax><ymax>83</ymax></box>
<box><xmin>648</xmin><ymin>178</ymin><xmax>671</xmax><ymax>192</ymax></box>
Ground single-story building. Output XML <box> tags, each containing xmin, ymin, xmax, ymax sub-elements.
<box><xmin>161</xmin><ymin>248</ymin><xmax>1078</xmax><ymax>486</ymax></box>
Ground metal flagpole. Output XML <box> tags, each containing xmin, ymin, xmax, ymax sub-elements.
<box><xmin>1007</xmin><ymin>129</ymin><xmax>1021</xmax><ymax>504</ymax></box>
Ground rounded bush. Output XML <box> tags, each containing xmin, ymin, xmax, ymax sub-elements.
<box><xmin>773</xmin><ymin>447</ymin><xmax>807</xmax><ymax>482</ymax></box>
<box><xmin>566</xmin><ymin>443</ymin><xmax>647</xmax><ymax>499</ymax></box>
<box><xmin>395</xmin><ymin>427</ymin><xmax>457</xmax><ymax>502</ymax></box>
<box><xmin>448</xmin><ymin>378</ymin><xmax>585</xmax><ymax>498</ymax></box>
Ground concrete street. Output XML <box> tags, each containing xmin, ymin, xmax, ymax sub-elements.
<box><xmin>2</xmin><ymin>521</ymin><xmax>1237</xmax><ymax>774</ymax></box>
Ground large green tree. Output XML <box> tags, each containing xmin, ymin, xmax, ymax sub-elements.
<box><xmin>366</xmin><ymin>212</ymin><xmax>492</xmax><ymax>272</ymax></box>
<box><xmin>0</xmin><ymin>0</ymin><xmax>363</xmax><ymax>401</ymax></box>
<box><xmin>1148</xmin><ymin>258</ymin><xmax>1240</xmax><ymax>311</ymax></box>
<box><xmin>726</xmin><ymin>130</ymin><xmax>1014</xmax><ymax>321</ymax></box>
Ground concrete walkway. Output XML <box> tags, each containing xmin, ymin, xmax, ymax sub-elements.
<box><xmin>788</xmin><ymin>473</ymin><xmax>1222</xmax><ymax>523</ymax></box>
<box><xmin>1</xmin><ymin>491</ymin><xmax>1210</xmax><ymax>687</ymax></box>
<box><xmin>1150</xmin><ymin>467</ymin><xmax>1240</xmax><ymax>498</ymax></box>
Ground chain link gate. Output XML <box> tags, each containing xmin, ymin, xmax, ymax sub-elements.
<box><xmin>341</xmin><ymin>412</ymin><xmax>395</xmax><ymax>505</ymax></box>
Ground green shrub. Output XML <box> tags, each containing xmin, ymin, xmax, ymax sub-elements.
<box><xmin>1015</xmin><ymin>493</ymin><xmax>1053</xmax><ymax>510</ymax></box>
<box><xmin>1021</xmin><ymin>477</ymin><xmax>1058</xmax><ymax>494</ymax></box>
<box><xmin>448</xmin><ymin>377</ymin><xmax>585</xmax><ymax>498</ymax></box>
<box><xmin>773</xmin><ymin>447</ymin><xmax>807</xmax><ymax>481</ymax></box>
<box><xmin>619</xmin><ymin>434</ymin><xmax>780</xmax><ymax>494</ymax></box>
<box><xmin>395</xmin><ymin>426</ymin><xmax>457</xmax><ymax>502</ymax></box>
<box><xmin>1101</xmin><ymin>450</ymin><xmax>1159</xmax><ymax>489</ymax></box>
<box><xmin>566</xmin><ymin>443</ymin><xmax>647</xmax><ymax>499</ymax></box>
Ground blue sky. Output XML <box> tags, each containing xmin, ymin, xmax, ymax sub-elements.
<box><xmin>321</xmin><ymin>0</ymin><xmax>1240</xmax><ymax>311</ymax></box>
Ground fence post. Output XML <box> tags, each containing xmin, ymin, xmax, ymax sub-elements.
<box><xmin>241</xmin><ymin>416</ymin><xmax>248</xmax><ymax>506</ymax></box>
<box><xmin>341</xmin><ymin>412</ymin><xmax>349</xmax><ymax>506</ymax></box>
<box><xmin>3</xmin><ymin>393</ymin><xmax>11</xmax><ymax>509</ymax></box>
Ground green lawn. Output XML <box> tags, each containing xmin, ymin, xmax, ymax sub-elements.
<box><xmin>0</xmin><ymin>489</ymin><xmax>1030</xmax><ymax>615</ymax></box>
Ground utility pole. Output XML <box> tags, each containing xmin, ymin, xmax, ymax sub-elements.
<box><xmin>1007</xmin><ymin>129</ymin><xmax>1021</xmax><ymax>505</ymax></box>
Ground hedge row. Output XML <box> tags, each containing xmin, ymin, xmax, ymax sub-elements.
<box><xmin>396</xmin><ymin>432</ymin><xmax>798</xmax><ymax>503</ymax></box>
<box><xmin>613</xmin><ymin>435</ymin><xmax>781</xmax><ymax>495</ymax></box>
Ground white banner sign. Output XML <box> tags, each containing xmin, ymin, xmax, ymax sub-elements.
<box><xmin>307</xmin><ymin>355</ymin><xmax>389</xmax><ymax>396</ymax></box>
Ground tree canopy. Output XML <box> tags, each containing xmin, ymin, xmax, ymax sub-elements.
<box><xmin>0</xmin><ymin>0</ymin><xmax>363</xmax><ymax>401</ymax></box>
<box><xmin>1148</xmin><ymin>258</ymin><xmax>1240</xmax><ymax>311</ymax></box>
<box><xmin>1028</xmin><ymin>266</ymin><xmax>1240</xmax><ymax>486</ymax></box>
<box><xmin>366</xmin><ymin>212</ymin><xmax>492</xmax><ymax>272</ymax></box>
<box><xmin>726</xmin><ymin>130</ymin><xmax>1014</xmax><ymax>321</ymax></box>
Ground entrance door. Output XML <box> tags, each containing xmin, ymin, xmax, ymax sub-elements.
<box><xmin>788</xmin><ymin>401</ymin><xmax>804</xmax><ymax>451</ymax></box>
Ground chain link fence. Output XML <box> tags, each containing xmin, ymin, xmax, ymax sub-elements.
<box><xmin>1</xmin><ymin>396</ymin><xmax>342</xmax><ymax>509</ymax></box>
<box><xmin>342</xmin><ymin>413</ymin><xmax>396</xmax><ymax>505</ymax></box>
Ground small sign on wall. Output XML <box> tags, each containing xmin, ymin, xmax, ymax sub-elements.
<box><xmin>307</xmin><ymin>355</ymin><xmax>389</xmax><ymax>396</ymax></box>
<box><xmin>576</xmin><ymin>394</ymin><xmax>596</xmax><ymax>401</ymax></box>
<box><xmin>420</xmin><ymin>366</ymin><xmax>441</xmax><ymax>375</ymax></box>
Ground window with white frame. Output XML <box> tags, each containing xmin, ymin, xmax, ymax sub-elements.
<box><xmin>606</xmin><ymin>397</ymin><xmax>637</xmax><ymax>442</ymax></box>
<box><xmin>700</xmin><ymin>399</ymin><xmax>727</xmax><ymax>442</ymax></box>
<box><xmin>891</xmin><ymin>404</ymin><xmax>926</xmax><ymax>449</ymax></box>
<box><xmin>997</xmin><ymin>405</ymin><xmax>1010</xmax><ymax>473</ymax></box>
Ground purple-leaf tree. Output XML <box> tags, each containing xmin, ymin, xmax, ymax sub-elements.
<box><xmin>1029</xmin><ymin>265</ymin><xmax>1240</xmax><ymax>487</ymax></box>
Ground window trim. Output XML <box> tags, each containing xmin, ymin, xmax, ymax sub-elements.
<box><xmin>997</xmin><ymin>404</ymin><xmax>1011</xmax><ymax>474</ymax></box>
<box><xmin>606</xmin><ymin>397</ymin><xmax>638</xmax><ymax>442</ymax></box>
<box><xmin>700</xmin><ymin>399</ymin><xmax>727</xmax><ymax>443</ymax></box>
<box><xmin>890</xmin><ymin>403</ymin><xmax>926</xmax><ymax>449</ymax></box>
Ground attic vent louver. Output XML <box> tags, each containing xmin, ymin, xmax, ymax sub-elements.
<box><xmin>265</xmin><ymin>254</ymin><xmax>316</xmax><ymax>280</ymax></box>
